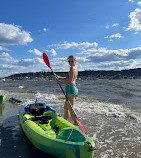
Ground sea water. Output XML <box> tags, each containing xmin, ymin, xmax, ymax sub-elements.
<box><xmin>0</xmin><ymin>77</ymin><xmax>141</xmax><ymax>158</ymax></box>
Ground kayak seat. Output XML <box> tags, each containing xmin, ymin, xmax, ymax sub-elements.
<box><xmin>29</xmin><ymin>115</ymin><xmax>54</xmax><ymax>131</ymax></box>
<box><xmin>29</xmin><ymin>103</ymin><xmax>46</xmax><ymax>116</ymax></box>
<box><xmin>38</xmin><ymin>120</ymin><xmax>56</xmax><ymax>139</ymax></box>
<box><xmin>38</xmin><ymin>120</ymin><xmax>52</xmax><ymax>131</ymax></box>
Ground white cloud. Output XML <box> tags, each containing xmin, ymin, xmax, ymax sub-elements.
<box><xmin>84</xmin><ymin>47</ymin><xmax>141</xmax><ymax>64</ymax></box>
<box><xmin>133</xmin><ymin>31</ymin><xmax>140</xmax><ymax>34</ymax></box>
<box><xmin>105</xmin><ymin>33</ymin><xmax>124</xmax><ymax>39</ymax></box>
<box><xmin>138</xmin><ymin>2</ymin><xmax>141</xmax><ymax>6</ymax></box>
<box><xmin>86</xmin><ymin>60</ymin><xmax>137</xmax><ymax>70</ymax></box>
<box><xmin>43</xmin><ymin>28</ymin><xmax>47</xmax><ymax>32</ymax></box>
<box><xmin>45</xmin><ymin>49</ymin><xmax>57</xmax><ymax>56</ymax></box>
<box><xmin>50</xmin><ymin>49</ymin><xmax>57</xmax><ymax>56</ymax></box>
<box><xmin>50</xmin><ymin>41</ymin><xmax>98</xmax><ymax>49</ymax></box>
<box><xmin>112</xmin><ymin>23</ymin><xmax>119</xmax><ymax>27</ymax></box>
<box><xmin>105</xmin><ymin>25</ymin><xmax>110</xmax><ymax>29</ymax></box>
<box><xmin>0</xmin><ymin>46</ymin><xmax>3</xmax><ymax>51</ymax></box>
<box><xmin>13</xmin><ymin>58</ymin><xmax>44</xmax><ymax>67</ymax></box>
<box><xmin>0</xmin><ymin>52</ymin><xmax>44</xmax><ymax>67</ymax></box>
<box><xmin>0</xmin><ymin>23</ymin><xmax>33</xmax><ymax>45</ymax></box>
<box><xmin>50</xmin><ymin>57</ymin><xmax>68</xmax><ymax>71</ymax></box>
<box><xmin>0</xmin><ymin>46</ymin><xmax>10</xmax><ymax>51</ymax></box>
<box><xmin>0</xmin><ymin>52</ymin><xmax>44</xmax><ymax>77</ymax></box>
<box><xmin>128</xmin><ymin>0</ymin><xmax>134</xmax><ymax>3</ymax></box>
<box><xmin>76</xmin><ymin>46</ymin><xmax>141</xmax><ymax>70</ymax></box>
<box><xmin>105</xmin><ymin>23</ymin><xmax>119</xmax><ymax>29</ymax></box>
<box><xmin>28</xmin><ymin>48</ymin><xmax>42</xmax><ymax>56</ymax></box>
<box><xmin>0</xmin><ymin>52</ymin><xmax>15</xmax><ymax>63</ymax></box>
<box><xmin>77</xmin><ymin>57</ymin><xmax>89</xmax><ymax>63</ymax></box>
<box><xmin>0</xmin><ymin>64</ymin><xmax>25</xmax><ymax>70</ymax></box>
<box><xmin>77</xmin><ymin>46</ymin><xmax>141</xmax><ymax>70</ymax></box>
<box><xmin>126</xmin><ymin>8</ymin><xmax>141</xmax><ymax>31</ymax></box>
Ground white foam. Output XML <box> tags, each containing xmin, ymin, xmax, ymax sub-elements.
<box><xmin>127</xmin><ymin>113</ymin><xmax>141</xmax><ymax>123</ymax></box>
<box><xmin>21</xmin><ymin>99</ymin><xmax>33</xmax><ymax>107</ymax></box>
<box><xmin>35</xmin><ymin>92</ymin><xmax>58</xmax><ymax>100</ymax></box>
<box><xmin>75</xmin><ymin>98</ymin><xmax>141</xmax><ymax>123</ymax></box>
<box><xmin>1</xmin><ymin>78</ymin><xmax>6</xmax><ymax>81</ymax></box>
<box><xmin>35</xmin><ymin>92</ymin><xmax>42</xmax><ymax>98</ymax></box>
<box><xmin>76</xmin><ymin>100</ymin><xmax>126</xmax><ymax>117</ymax></box>
<box><xmin>18</xmin><ymin>86</ymin><xmax>27</xmax><ymax>89</ymax></box>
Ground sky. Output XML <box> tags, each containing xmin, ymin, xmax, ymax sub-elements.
<box><xmin>0</xmin><ymin>0</ymin><xmax>141</xmax><ymax>77</ymax></box>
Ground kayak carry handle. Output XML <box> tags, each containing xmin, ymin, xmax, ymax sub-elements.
<box><xmin>88</xmin><ymin>146</ymin><xmax>96</xmax><ymax>152</ymax></box>
<box><xmin>85</xmin><ymin>141</ymin><xmax>96</xmax><ymax>152</ymax></box>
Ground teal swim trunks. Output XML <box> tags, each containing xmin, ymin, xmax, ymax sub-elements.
<box><xmin>65</xmin><ymin>84</ymin><xmax>78</xmax><ymax>98</ymax></box>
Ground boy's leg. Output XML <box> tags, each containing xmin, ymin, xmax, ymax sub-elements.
<box><xmin>65</xmin><ymin>94</ymin><xmax>78</xmax><ymax>125</ymax></box>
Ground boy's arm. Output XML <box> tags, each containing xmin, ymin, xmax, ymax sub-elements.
<box><xmin>55</xmin><ymin>74</ymin><xmax>66</xmax><ymax>80</ymax></box>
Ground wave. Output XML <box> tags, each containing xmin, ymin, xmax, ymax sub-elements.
<box><xmin>18</xmin><ymin>86</ymin><xmax>28</xmax><ymax>89</ymax></box>
<box><xmin>119</xmin><ymin>91</ymin><xmax>134</xmax><ymax>97</ymax></box>
<box><xmin>76</xmin><ymin>96</ymin><xmax>141</xmax><ymax>124</ymax></box>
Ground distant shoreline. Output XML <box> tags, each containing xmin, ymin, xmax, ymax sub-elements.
<box><xmin>2</xmin><ymin>68</ymin><xmax>141</xmax><ymax>80</ymax></box>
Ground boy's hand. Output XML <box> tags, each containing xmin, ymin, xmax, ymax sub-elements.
<box><xmin>54</xmin><ymin>74</ymin><xmax>58</xmax><ymax>79</ymax></box>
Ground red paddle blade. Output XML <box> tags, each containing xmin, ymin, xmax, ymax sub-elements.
<box><xmin>43</xmin><ymin>53</ymin><xmax>51</xmax><ymax>68</ymax></box>
<box><xmin>76</xmin><ymin>118</ymin><xmax>86</xmax><ymax>134</ymax></box>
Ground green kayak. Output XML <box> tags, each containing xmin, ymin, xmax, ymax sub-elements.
<box><xmin>19</xmin><ymin>100</ymin><xmax>95</xmax><ymax>158</ymax></box>
<box><xmin>0</xmin><ymin>95</ymin><xmax>6</xmax><ymax>104</ymax></box>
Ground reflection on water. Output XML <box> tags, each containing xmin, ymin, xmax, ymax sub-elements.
<box><xmin>0</xmin><ymin>115</ymin><xmax>56</xmax><ymax>158</ymax></box>
<box><xmin>0</xmin><ymin>104</ymin><xmax>5</xmax><ymax>116</ymax></box>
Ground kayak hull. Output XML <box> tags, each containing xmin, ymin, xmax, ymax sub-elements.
<box><xmin>19</xmin><ymin>105</ymin><xmax>95</xmax><ymax>158</ymax></box>
<box><xmin>0</xmin><ymin>95</ymin><xmax>6</xmax><ymax>104</ymax></box>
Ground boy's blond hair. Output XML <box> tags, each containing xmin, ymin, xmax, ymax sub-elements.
<box><xmin>67</xmin><ymin>55</ymin><xmax>76</xmax><ymax>61</ymax></box>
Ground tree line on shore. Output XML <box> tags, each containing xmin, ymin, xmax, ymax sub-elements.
<box><xmin>3</xmin><ymin>68</ymin><xmax>141</xmax><ymax>80</ymax></box>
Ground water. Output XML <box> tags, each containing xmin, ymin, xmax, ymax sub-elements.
<box><xmin>0</xmin><ymin>78</ymin><xmax>141</xmax><ymax>158</ymax></box>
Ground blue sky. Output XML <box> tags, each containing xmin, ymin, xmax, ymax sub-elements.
<box><xmin>0</xmin><ymin>0</ymin><xmax>141</xmax><ymax>77</ymax></box>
